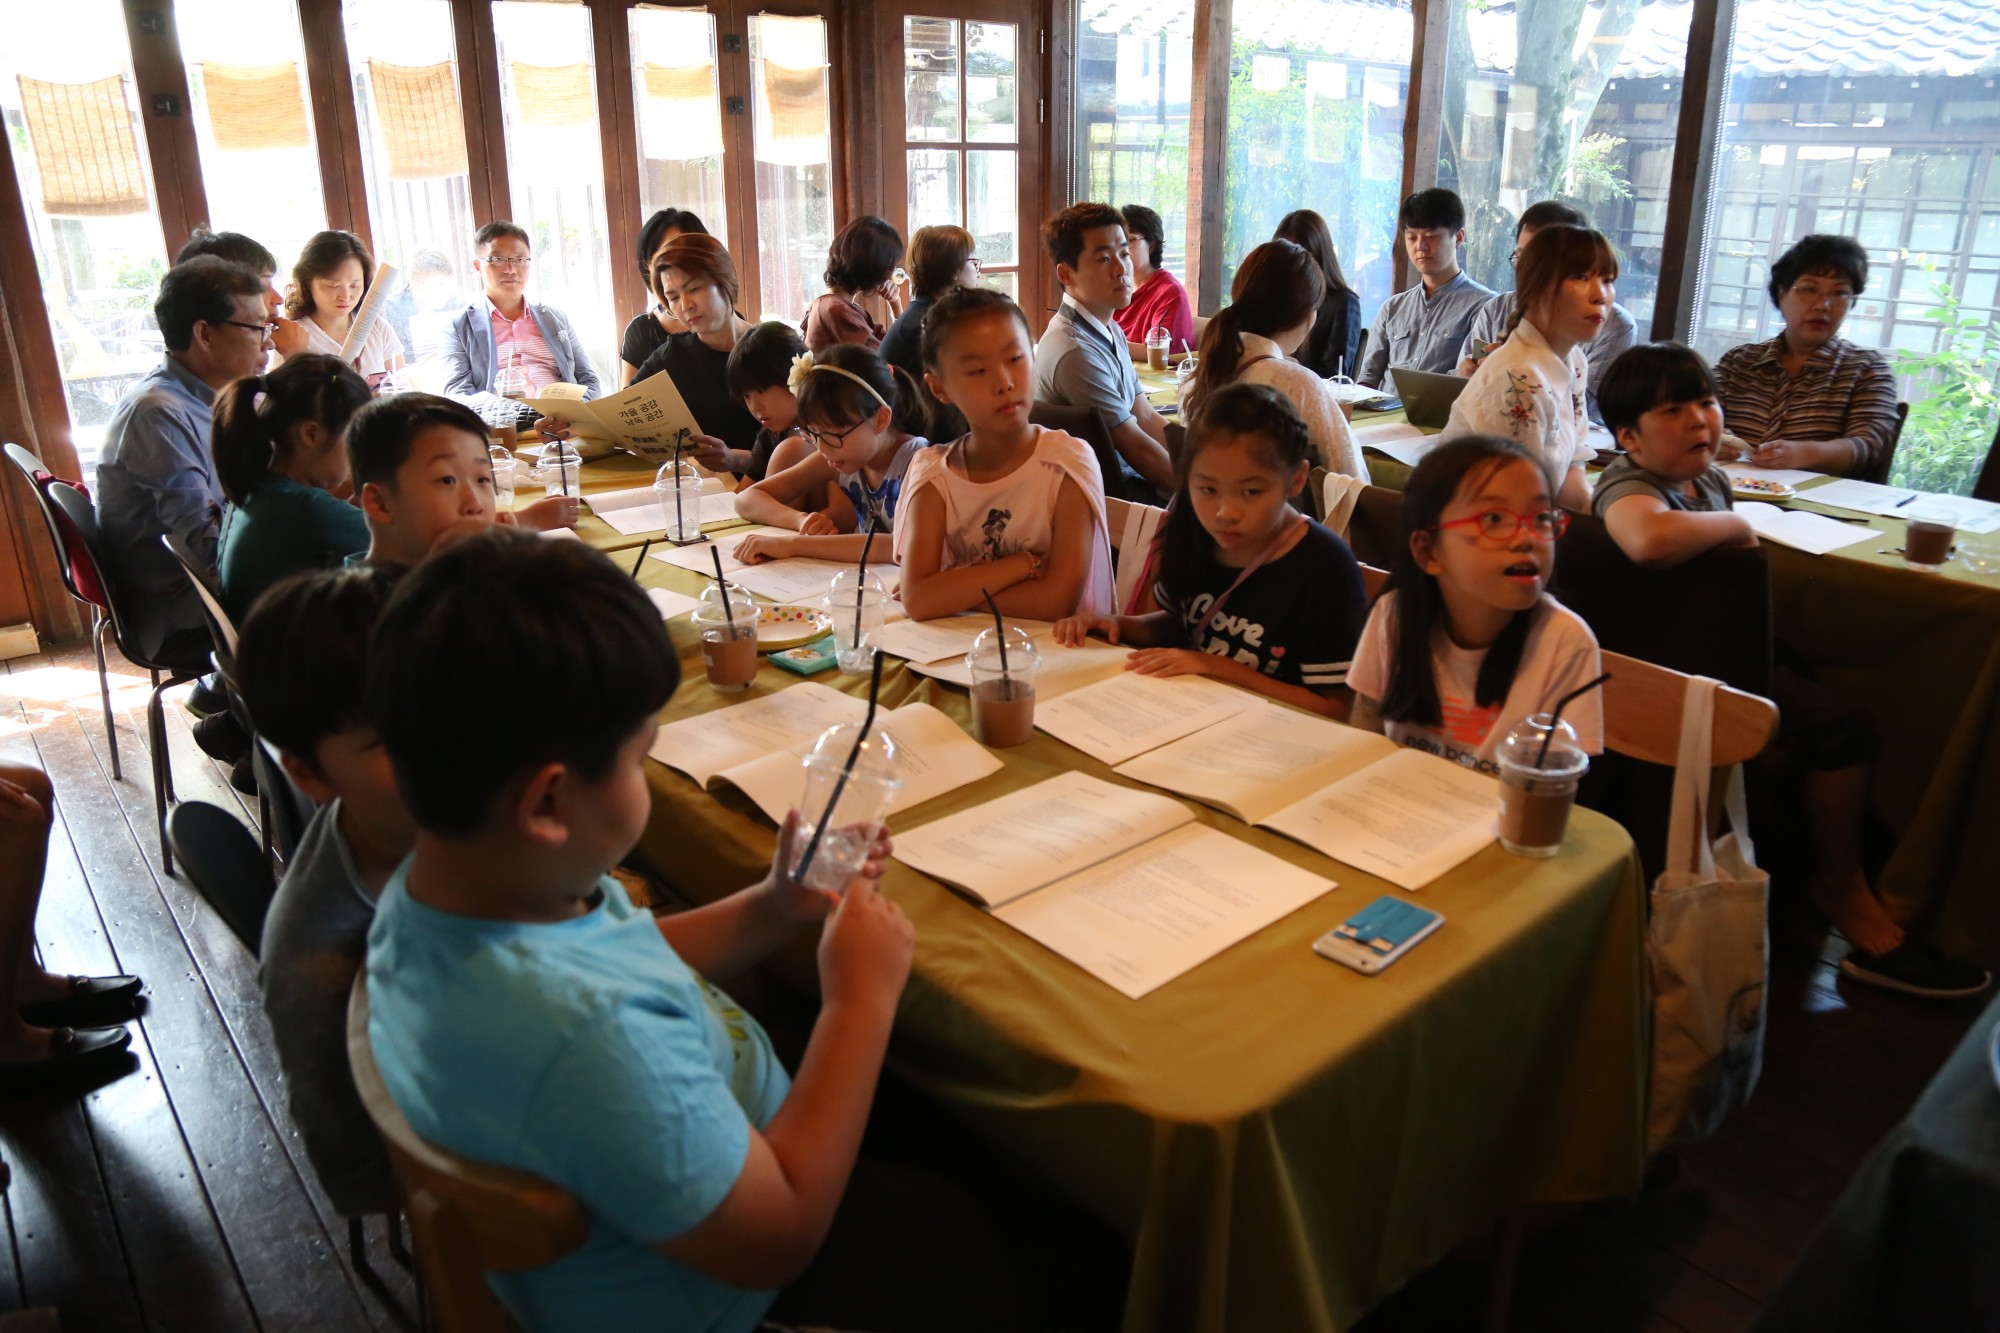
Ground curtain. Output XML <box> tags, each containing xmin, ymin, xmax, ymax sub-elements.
<box><xmin>640</xmin><ymin>62</ymin><xmax>723</xmax><ymax>160</ymax></box>
<box><xmin>16</xmin><ymin>75</ymin><xmax>148</xmax><ymax>217</ymax></box>
<box><xmin>753</xmin><ymin>13</ymin><xmax>829</xmax><ymax>167</ymax></box>
<box><xmin>510</xmin><ymin>62</ymin><xmax>594</xmax><ymax>129</ymax></box>
<box><xmin>198</xmin><ymin>62</ymin><xmax>311</xmax><ymax>152</ymax></box>
<box><xmin>367</xmin><ymin>59</ymin><xmax>469</xmax><ymax>181</ymax></box>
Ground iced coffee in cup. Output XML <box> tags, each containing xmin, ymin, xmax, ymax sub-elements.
<box><xmin>1902</xmin><ymin>499</ymin><xmax>1956</xmax><ymax>571</ymax></box>
<box><xmin>965</xmin><ymin>626</ymin><xmax>1040</xmax><ymax>748</ymax></box>
<box><xmin>1145</xmin><ymin>325</ymin><xmax>1172</xmax><ymax>372</ymax></box>
<box><xmin>692</xmin><ymin>581</ymin><xmax>758</xmax><ymax>692</ymax></box>
<box><xmin>1496</xmin><ymin>714</ymin><xmax>1589</xmax><ymax>858</ymax></box>
<box><xmin>792</xmin><ymin>722</ymin><xmax>902</xmax><ymax>892</ymax></box>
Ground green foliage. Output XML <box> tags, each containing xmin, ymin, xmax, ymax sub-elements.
<box><xmin>1564</xmin><ymin>133</ymin><xmax>1633</xmax><ymax>203</ymax></box>
<box><xmin>1887</xmin><ymin>254</ymin><xmax>2000</xmax><ymax>497</ymax></box>
<box><xmin>109</xmin><ymin>255</ymin><xmax>166</xmax><ymax>307</ymax></box>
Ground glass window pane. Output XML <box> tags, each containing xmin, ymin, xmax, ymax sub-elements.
<box><xmin>968</xmin><ymin>150</ymin><xmax>1018</xmax><ymax>266</ymax></box>
<box><xmin>344</xmin><ymin>0</ymin><xmax>476</xmax><ymax>370</ymax></box>
<box><xmin>1434</xmin><ymin>0</ymin><xmax>1690</xmax><ymax>332</ymax></box>
<box><xmin>491</xmin><ymin>0</ymin><xmax>617</xmax><ymax>386</ymax></box>
<box><xmin>1224</xmin><ymin>0</ymin><xmax>1409</xmax><ymax>310</ymax></box>
<box><xmin>981</xmin><ymin>270</ymin><xmax>1018</xmax><ymax>302</ymax></box>
<box><xmin>965</xmin><ymin>23</ymin><xmax>1016</xmax><ymax>145</ymax></box>
<box><xmin>0</xmin><ymin>0</ymin><xmax>167</xmax><ymax>472</ymax></box>
<box><xmin>175</xmin><ymin>0</ymin><xmax>326</xmax><ymax>269</ymax></box>
<box><xmin>904</xmin><ymin>16</ymin><xmax>960</xmax><ymax>142</ymax></box>
<box><xmin>1075</xmin><ymin>1</ymin><xmax>1194</xmax><ymax>273</ymax></box>
<box><xmin>907</xmin><ymin>149</ymin><xmax>961</xmax><ymax>232</ymax></box>
<box><xmin>630</xmin><ymin>7</ymin><xmax>728</xmax><ymax>245</ymax></box>
<box><xmin>1694</xmin><ymin>14</ymin><xmax>2000</xmax><ymax>495</ymax></box>
<box><xmin>750</xmin><ymin>14</ymin><xmax>833</xmax><ymax>324</ymax></box>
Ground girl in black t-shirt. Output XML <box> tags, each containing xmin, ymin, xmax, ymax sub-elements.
<box><xmin>1055</xmin><ymin>382</ymin><xmax>1368</xmax><ymax>718</ymax></box>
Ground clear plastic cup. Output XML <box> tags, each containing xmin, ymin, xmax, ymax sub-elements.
<box><xmin>532</xmin><ymin>442</ymin><xmax>581</xmax><ymax>498</ymax></box>
<box><xmin>489</xmin><ymin>456</ymin><xmax>518</xmax><ymax>509</ymax></box>
<box><xmin>965</xmin><ymin>626</ymin><xmax>1041</xmax><ymax>748</ymax></box>
<box><xmin>692</xmin><ymin>581</ymin><xmax>758</xmax><ymax>691</ymax></box>
<box><xmin>1957</xmin><ymin>528</ymin><xmax>2000</xmax><ymax>577</ymax></box>
<box><xmin>791</xmin><ymin>721</ymin><xmax>902</xmax><ymax>892</ymax></box>
<box><xmin>1145</xmin><ymin>325</ymin><xmax>1172</xmax><ymax>371</ymax></box>
<box><xmin>1495</xmin><ymin>713</ymin><xmax>1589</xmax><ymax>858</ymax></box>
<box><xmin>824</xmin><ymin>569</ymin><xmax>887</xmax><ymax>675</ymax></box>
<box><xmin>655</xmin><ymin>460</ymin><xmax>706</xmax><ymax>543</ymax></box>
<box><xmin>1902</xmin><ymin>500</ymin><xmax>1956</xmax><ymax>570</ymax></box>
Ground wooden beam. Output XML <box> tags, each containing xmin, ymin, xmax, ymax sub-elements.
<box><xmin>123</xmin><ymin>0</ymin><xmax>210</xmax><ymax>256</ymax></box>
<box><xmin>1654</xmin><ymin>0</ymin><xmax>1738</xmax><ymax>341</ymax></box>
<box><xmin>0</xmin><ymin>138</ymin><xmax>77</xmax><ymax>480</ymax></box>
<box><xmin>456</xmin><ymin>0</ymin><xmax>512</xmax><ymax>226</ymax></box>
<box><xmin>298</xmin><ymin>0</ymin><xmax>371</xmax><ymax>247</ymax></box>
<box><xmin>593</xmin><ymin>0</ymin><xmax>645</xmax><ymax>333</ymax></box>
<box><xmin>713</xmin><ymin>0</ymin><xmax>761</xmax><ymax>317</ymax></box>
<box><xmin>1396</xmin><ymin>0</ymin><xmax>1451</xmax><ymax>294</ymax></box>
<box><xmin>1185</xmin><ymin>0</ymin><xmax>1232</xmax><ymax>316</ymax></box>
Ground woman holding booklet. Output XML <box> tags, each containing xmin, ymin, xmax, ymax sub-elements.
<box><xmin>278</xmin><ymin>230</ymin><xmax>405</xmax><ymax>387</ymax></box>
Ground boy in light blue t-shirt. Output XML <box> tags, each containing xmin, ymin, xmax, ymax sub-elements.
<box><xmin>362</xmin><ymin>529</ymin><xmax>915</xmax><ymax>1333</ymax></box>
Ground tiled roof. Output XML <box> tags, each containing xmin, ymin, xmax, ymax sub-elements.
<box><xmin>1080</xmin><ymin>0</ymin><xmax>2000</xmax><ymax>81</ymax></box>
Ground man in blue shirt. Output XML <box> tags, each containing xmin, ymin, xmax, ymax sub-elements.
<box><xmin>1359</xmin><ymin>189</ymin><xmax>1495</xmax><ymax>388</ymax></box>
<box><xmin>96</xmin><ymin>256</ymin><xmax>274</xmax><ymax>666</ymax></box>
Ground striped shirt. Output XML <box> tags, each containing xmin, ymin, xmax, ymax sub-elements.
<box><xmin>1715</xmin><ymin>335</ymin><xmax>1899</xmax><ymax>479</ymax></box>
<box><xmin>1360</xmin><ymin>269</ymin><xmax>1495</xmax><ymax>387</ymax></box>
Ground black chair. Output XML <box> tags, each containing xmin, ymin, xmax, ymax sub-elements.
<box><xmin>4</xmin><ymin>442</ymin><xmax>121</xmax><ymax>778</ymax></box>
<box><xmin>164</xmin><ymin>801</ymin><xmax>274</xmax><ymax>956</ymax></box>
<box><xmin>1974</xmin><ymin>416</ymin><xmax>2000</xmax><ymax>503</ymax></box>
<box><xmin>1352</xmin><ymin>327</ymin><xmax>1370</xmax><ymax>382</ymax></box>
<box><xmin>254</xmin><ymin>738</ymin><xmax>316</xmax><ymax>867</ymax></box>
<box><xmin>1030</xmin><ymin>400</ymin><xmax>1158</xmax><ymax>503</ymax></box>
<box><xmin>45</xmin><ymin>481</ymin><xmax>207</xmax><ymax>873</ymax></box>
<box><xmin>1859</xmin><ymin>401</ymin><xmax>1910</xmax><ymax>487</ymax></box>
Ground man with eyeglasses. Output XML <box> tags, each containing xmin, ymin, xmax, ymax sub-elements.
<box><xmin>442</xmin><ymin>221</ymin><xmax>602</xmax><ymax>423</ymax></box>
<box><xmin>1455</xmin><ymin>200</ymin><xmax>1638</xmax><ymax>424</ymax></box>
<box><xmin>1716</xmin><ymin>233</ymin><xmax>1899</xmax><ymax>478</ymax></box>
<box><xmin>95</xmin><ymin>256</ymin><xmax>275</xmax><ymax>676</ymax></box>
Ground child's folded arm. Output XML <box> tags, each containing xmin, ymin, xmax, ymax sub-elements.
<box><xmin>986</xmin><ymin>475</ymin><xmax>1098</xmax><ymax>620</ymax></box>
<box><xmin>1600</xmin><ymin>493</ymin><xmax>1755</xmax><ymax>569</ymax></box>
<box><xmin>736</xmin><ymin>455</ymin><xmax>840</xmax><ymax>531</ymax></box>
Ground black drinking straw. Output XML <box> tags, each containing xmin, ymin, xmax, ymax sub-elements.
<box><xmin>672</xmin><ymin>439</ymin><xmax>685</xmax><ymax>537</ymax></box>
<box><xmin>1535</xmin><ymin>672</ymin><xmax>1612</xmax><ymax>767</ymax></box>
<box><xmin>794</xmin><ymin>650</ymin><xmax>884</xmax><ymax>883</ymax></box>
<box><xmin>853</xmin><ymin>515</ymin><xmax>880</xmax><ymax>647</ymax></box>
<box><xmin>981</xmin><ymin>588</ymin><xmax>1009</xmax><ymax>682</ymax></box>
<box><xmin>708</xmin><ymin>545</ymin><xmax>738</xmax><ymax>633</ymax></box>
<box><xmin>631</xmin><ymin>537</ymin><xmax>653</xmax><ymax>577</ymax></box>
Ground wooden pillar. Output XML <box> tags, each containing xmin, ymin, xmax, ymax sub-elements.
<box><xmin>299</xmin><ymin>0</ymin><xmax>372</xmax><ymax>247</ymax></box>
<box><xmin>1185</xmin><ymin>0</ymin><xmax>1233</xmax><ymax>316</ymax></box>
<box><xmin>123</xmin><ymin>0</ymin><xmax>211</xmax><ymax>256</ymax></box>
<box><xmin>1396</xmin><ymin>0</ymin><xmax>1451</xmax><ymax>294</ymax></box>
<box><xmin>1654</xmin><ymin>0</ymin><xmax>1738</xmax><ymax>341</ymax></box>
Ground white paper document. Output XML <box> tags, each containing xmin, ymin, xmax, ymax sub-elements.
<box><xmin>893</xmin><ymin>772</ymin><xmax>1335</xmax><ymax>998</ymax></box>
<box><xmin>1351</xmin><ymin>420</ymin><xmax>1430</xmax><ymax>466</ymax></box>
<box><xmin>651</xmin><ymin>527</ymin><xmax>793</xmax><ymax>575</ymax></box>
<box><xmin>876</xmin><ymin>614</ymin><xmax>1057</xmax><ymax>665</ymax></box>
<box><xmin>1258</xmin><ymin>747</ymin><xmax>1499</xmax><ymax>891</ymax></box>
<box><xmin>1113</xmin><ymin>702</ymin><xmax>1400</xmax><ymax>824</ymax></box>
<box><xmin>647</xmin><ymin>587</ymin><xmax>700</xmax><ymax>620</ymax></box>
<box><xmin>1798</xmin><ymin>478</ymin><xmax>2000</xmax><ymax>534</ymax></box>
<box><xmin>731</xmin><ymin>558</ymin><xmax>899</xmax><ymax>606</ymax></box>
<box><xmin>1033</xmin><ymin>672</ymin><xmax>1258</xmax><ymax>766</ymax></box>
<box><xmin>1735</xmin><ymin>501</ymin><xmax>1876</xmax><ymax>555</ymax></box>
<box><xmin>587</xmin><ymin>480</ymin><xmax>736</xmax><ymax>535</ymax></box>
<box><xmin>647</xmin><ymin>683</ymin><xmax>864</xmax><ymax>788</ymax></box>
<box><xmin>525</xmin><ymin>368</ymin><xmax>705</xmax><ymax>460</ymax></box>
<box><xmin>715</xmin><ymin>702</ymin><xmax>1003</xmax><ymax>824</ymax></box>
<box><xmin>910</xmin><ymin>638</ymin><xmax>1131</xmax><ymax>700</ymax></box>
<box><xmin>338</xmin><ymin>262</ymin><xmax>403</xmax><ymax>363</ymax></box>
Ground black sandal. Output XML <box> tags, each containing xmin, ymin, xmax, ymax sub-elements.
<box><xmin>19</xmin><ymin>974</ymin><xmax>144</xmax><ymax>1028</ymax></box>
<box><xmin>0</xmin><ymin>1026</ymin><xmax>132</xmax><ymax>1092</ymax></box>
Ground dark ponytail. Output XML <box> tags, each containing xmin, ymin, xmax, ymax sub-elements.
<box><xmin>795</xmin><ymin>342</ymin><xmax>932</xmax><ymax>440</ymax></box>
<box><xmin>1188</xmin><ymin>239</ymin><xmax>1324</xmax><ymax>410</ymax></box>
<box><xmin>1380</xmin><ymin>434</ymin><xmax>1544</xmax><ymax>728</ymax></box>
<box><xmin>210</xmin><ymin>353</ymin><xmax>372</xmax><ymax>506</ymax></box>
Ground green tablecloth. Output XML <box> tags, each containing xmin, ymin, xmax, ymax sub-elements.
<box><xmin>1359</xmin><ymin>445</ymin><xmax>2000</xmax><ymax>967</ymax></box>
<box><xmin>1752</xmin><ymin>991</ymin><xmax>2000</xmax><ymax>1331</ymax></box>
<box><xmin>631</xmin><ymin>559</ymin><xmax>1648</xmax><ymax>1332</ymax></box>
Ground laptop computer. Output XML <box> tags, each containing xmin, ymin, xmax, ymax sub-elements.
<box><xmin>1390</xmin><ymin>368</ymin><xmax>1471</xmax><ymax>429</ymax></box>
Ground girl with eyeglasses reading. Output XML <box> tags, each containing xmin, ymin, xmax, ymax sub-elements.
<box><xmin>733</xmin><ymin>344</ymin><xmax>933</xmax><ymax>564</ymax></box>
<box><xmin>1348</xmin><ymin>435</ymin><xmax>1604</xmax><ymax>772</ymax></box>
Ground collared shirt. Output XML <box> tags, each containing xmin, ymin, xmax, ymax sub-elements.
<box><xmin>1715</xmin><ymin>334</ymin><xmax>1899</xmax><ymax>479</ymax></box>
<box><xmin>1360</xmin><ymin>269</ymin><xmax>1495</xmax><ymax>387</ymax></box>
<box><xmin>1457</xmin><ymin>292</ymin><xmax>1638</xmax><ymax>422</ymax></box>
<box><xmin>486</xmin><ymin>297</ymin><xmax>562</xmax><ymax>394</ymax></box>
<box><xmin>1034</xmin><ymin>293</ymin><xmax>1143</xmax><ymax>431</ymax></box>
<box><xmin>95</xmin><ymin>355</ymin><xmax>224</xmax><ymax>660</ymax></box>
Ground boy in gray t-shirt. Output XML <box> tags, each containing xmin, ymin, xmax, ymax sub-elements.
<box><xmin>237</xmin><ymin>566</ymin><xmax>410</xmax><ymax>1217</ymax></box>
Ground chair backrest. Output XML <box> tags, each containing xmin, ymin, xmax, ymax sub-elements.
<box><xmin>162</xmin><ymin>531</ymin><xmax>241</xmax><ymax>658</ymax></box>
<box><xmin>1104</xmin><ymin>496</ymin><xmax>1167</xmax><ymax>615</ymax></box>
<box><xmin>1975</xmin><ymin>415</ymin><xmax>2000</xmax><ymax>503</ymax></box>
<box><xmin>1343</xmin><ymin>484</ymin><xmax>1406</xmax><ymax>571</ymax></box>
<box><xmin>5</xmin><ymin>443</ymin><xmax>107</xmax><ymax>610</ymax></box>
<box><xmin>1029</xmin><ymin>400</ymin><xmax>1144</xmax><ymax>502</ymax></box>
<box><xmin>43</xmin><ymin>479</ymin><xmax>165</xmax><ymax>669</ymax></box>
<box><xmin>1353</xmin><ymin>327</ymin><xmax>1369</xmax><ymax>380</ymax></box>
<box><xmin>1359</xmin><ymin>563</ymin><xmax>1391</xmax><ymax>602</ymax></box>
<box><xmin>347</xmin><ymin>976</ymin><xmax>587</xmax><ymax>1333</ymax></box>
<box><xmin>1599</xmin><ymin>650</ymin><xmax>1777</xmax><ymax>768</ymax></box>
<box><xmin>164</xmin><ymin>801</ymin><xmax>276</xmax><ymax>956</ymax></box>
<box><xmin>254</xmin><ymin>737</ymin><xmax>316</xmax><ymax>866</ymax></box>
<box><xmin>1858</xmin><ymin>400</ymin><xmax>1911</xmax><ymax>488</ymax></box>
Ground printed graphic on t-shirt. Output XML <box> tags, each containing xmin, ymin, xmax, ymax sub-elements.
<box><xmin>980</xmin><ymin>507</ymin><xmax>1013</xmax><ymax>560</ymax></box>
<box><xmin>1442</xmin><ymin>695</ymin><xmax>1503</xmax><ymax>747</ymax></box>
<box><xmin>1181</xmin><ymin>591</ymin><xmax>1351</xmax><ymax>686</ymax></box>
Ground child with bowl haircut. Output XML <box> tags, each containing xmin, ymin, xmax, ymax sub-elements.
<box><xmin>361</xmin><ymin>529</ymin><xmax>930</xmax><ymax>1332</ymax></box>
<box><xmin>1592</xmin><ymin>342</ymin><xmax>1989</xmax><ymax>1000</ymax></box>
<box><xmin>237</xmin><ymin>564</ymin><xmax>408</xmax><ymax>1218</ymax></box>
<box><xmin>344</xmin><ymin>392</ymin><xmax>576</xmax><ymax>568</ymax></box>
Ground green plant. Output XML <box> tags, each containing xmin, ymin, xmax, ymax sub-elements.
<box><xmin>1887</xmin><ymin>255</ymin><xmax>2000</xmax><ymax>497</ymax></box>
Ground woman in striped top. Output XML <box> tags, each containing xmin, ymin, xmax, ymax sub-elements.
<box><xmin>1715</xmin><ymin>235</ymin><xmax>1900</xmax><ymax>479</ymax></box>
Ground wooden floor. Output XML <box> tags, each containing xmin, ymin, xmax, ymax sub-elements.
<box><xmin>0</xmin><ymin>636</ymin><xmax>1983</xmax><ymax>1332</ymax></box>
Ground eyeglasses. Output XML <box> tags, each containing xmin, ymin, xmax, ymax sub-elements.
<box><xmin>1787</xmin><ymin>284</ymin><xmax>1853</xmax><ymax>309</ymax></box>
<box><xmin>483</xmin><ymin>255</ymin><xmax>533</xmax><ymax>270</ymax></box>
<box><xmin>1428</xmin><ymin>508</ymin><xmax>1570</xmax><ymax>544</ymax></box>
<box><xmin>801</xmin><ymin>419</ymin><xmax>872</xmax><ymax>450</ymax></box>
<box><xmin>220</xmin><ymin>319</ymin><xmax>278</xmax><ymax>336</ymax></box>
<box><xmin>967</xmin><ymin>256</ymin><xmax>983</xmax><ymax>270</ymax></box>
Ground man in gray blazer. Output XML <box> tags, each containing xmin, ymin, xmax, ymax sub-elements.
<box><xmin>442</xmin><ymin>221</ymin><xmax>601</xmax><ymax>420</ymax></box>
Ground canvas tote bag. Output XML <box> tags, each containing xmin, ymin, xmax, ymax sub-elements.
<box><xmin>1645</xmin><ymin>675</ymin><xmax>1770</xmax><ymax>1155</ymax></box>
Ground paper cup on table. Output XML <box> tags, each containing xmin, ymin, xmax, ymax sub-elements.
<box><xmin>965</xmin><ymin>626</ymin><xmax>1041</xmax><ymax>748</ymax></box>
<box><xmin>792</xmin><ymin>722</ymin><xmax>902</xmax><ymax>892</ymax></box>
<box><xmin>692</xmin><ymin>581</ymin><xmax>759</xmax><ymax>692</ymax></box>
<box><xmin>1495</xmin><ymin>714</ymin><xmax>1589</xmax><ymax>858</ymax></box>
<box><xmin>824</xmin><ymin>569</ymin><xmax>888</xmax><ymax>675</ymax></box>
<box><xmin>1903</xmin><ymin>500</ymin><xmax>1956</xmax><ymax>571</ymax></box>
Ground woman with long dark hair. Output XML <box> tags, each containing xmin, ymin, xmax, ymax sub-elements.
<box><xmin>619</xmin><ymin>207</ymin><xmax>708</xmax><ymax>385</ymax></box>
<box><xmin>1273</xmin><ymin>209</ymin><xmax>1362</xmax><ymax>380</ymax></box>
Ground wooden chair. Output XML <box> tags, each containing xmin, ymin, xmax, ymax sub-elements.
<box><xmin>1104</xmin><ymin>495</ymin><xmax>1167</xmax><ymax>615</ymax></box>
<box><xmin>1343</xmin><ymin>484</ymin><xmax>1406</xmax><ymax>571</ymax></box>
<box><xmin>1599</xmin><ymin>650</ymin><xmax>1777</xmax><ymax>770</ymax></box>
<box><xmin>1029</xmin><ymin>400</ymin><xmax>1154</xmax><ymax>503</ymax></box>
<box><xmin>348</xmin><ymin>976</ymin><xmax>587</xmax><ymax>1333</ymax></box>
<box><xmin>1974</xmin><ymin>415</ymin><xmax>2000</xmax><ymax>503</ymax></box>
<box><xmin>1358</xmin><ymin>563</ymin><xmax>1390</xmax><ymax>602</ymax></box>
